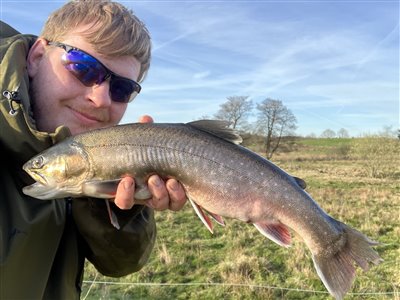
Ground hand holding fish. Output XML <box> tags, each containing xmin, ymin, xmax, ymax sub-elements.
<box><xmin>114</xmin><ymin>175</ymin><xmax>187</xmax><ymax>211</ymax></box>
<box><xmin>113</xmin><ymin>115</ymin><xmax>187</xmax><ymax>211</ymax></box>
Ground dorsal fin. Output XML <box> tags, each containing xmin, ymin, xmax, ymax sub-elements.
<box><xmin>293</xmin><ymin>176</ymin><xmax>307</xmax><ymax>189</ymax></box>
<box><xmin>187</xmin><ymin>120</ymin><xmax>243</xmax><ymax>145</ymax></box>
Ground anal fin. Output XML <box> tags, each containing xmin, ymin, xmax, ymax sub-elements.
<box><xmin>208</xmin><ymin>211</ymin><xmax>225</xmax><ymax>227</ymax></box>
<box><xmin>254</xmin><ymin>221</ymin><xmax>291</xmax><ymax>248</ymax></box>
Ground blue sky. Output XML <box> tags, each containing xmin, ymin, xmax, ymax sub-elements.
<box><xmin>1</xmin><ymin>0</ymin><xmax>399</xmax><ymax>136</ymax></box>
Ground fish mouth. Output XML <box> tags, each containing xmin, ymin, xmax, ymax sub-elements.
<box><xmin>23</xmin><ymin>166</ymin><xmax>48</xmax><ymax>186</ymax></box>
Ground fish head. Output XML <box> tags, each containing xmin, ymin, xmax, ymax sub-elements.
<box><xmin>22</xmin><ymin>141</ymin><xmax>90</xmax><ymax>199</ymax></box>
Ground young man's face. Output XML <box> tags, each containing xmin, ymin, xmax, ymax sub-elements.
<box><xmin>27</xmin><ymin>28</ymin><xmax>141</xmax><ymax>135</ymax></box>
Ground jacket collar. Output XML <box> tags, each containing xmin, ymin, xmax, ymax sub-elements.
<box><xmin>0</xmin><ymin>25</ymin><xmax>71</xmax><ymax>164</ymax></box>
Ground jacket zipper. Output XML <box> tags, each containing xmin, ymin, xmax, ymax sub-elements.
<box><xmin>2</xmin><ymin>90</ymin><xmax>21</xmax><ymax>115</ymax></box>
<box><xmin>66</xmin><ymin>197</ymin><xmax>73</xmax><ymax>216</ymax></box>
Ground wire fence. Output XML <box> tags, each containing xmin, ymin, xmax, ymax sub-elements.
<box><xmin>82</xmin><ymin>278</ymin><xmax>398</xmax><ymax>299</ymax></box>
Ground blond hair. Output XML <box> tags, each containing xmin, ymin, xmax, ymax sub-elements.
<box><xmin>41</xmin><ymin>0</ymin><xmax>151</xmax><ymax>82</ymax></box>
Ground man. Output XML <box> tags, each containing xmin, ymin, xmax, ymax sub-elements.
<box><xmin>0</xmin><ymin>1</ymin><xmax>186</xmax><ymax>299</ymax></box>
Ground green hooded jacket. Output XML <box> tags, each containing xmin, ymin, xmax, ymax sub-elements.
<box><xmin>0</xmin><ymin>22</ymin><xmax>156</xmax><ymax>299</ymax></box>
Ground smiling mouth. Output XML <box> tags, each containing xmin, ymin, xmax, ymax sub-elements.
<box><xmin>74</xmin><ymin>110</ymin><xmax>100</xmax><ymax>122</ymax></box>
<box><xmin>69</xmin><ymin>107</ymin><xmax>104</xmax><ymax>123</ymax></box>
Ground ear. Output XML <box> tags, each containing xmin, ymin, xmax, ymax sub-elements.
<box><xmin>27</xmin><ymin>38</ymin><xmax>48</xmax><ymax>77</ymax></box>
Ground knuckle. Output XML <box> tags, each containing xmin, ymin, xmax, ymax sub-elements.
<box><xmin>151</xmin><ymin>196</ymin><xmax>167</xmax><ymax>211</ymax></box>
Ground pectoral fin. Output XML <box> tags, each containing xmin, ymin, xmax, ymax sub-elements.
<box><xmin>105</xmin><ymin>199</ymin><xmax>121</xmax><ymax>230</ymax></box>
<box><xmin>133</xmin><ymin>178</ymin><xmax>152</xmax><ymax>200</ymax></box>
<box><xmin>82</xmin><ymin>179</ymin><xmax>120</xmax><ymax>198</ymax></box>
<box><xmin>83</xmin><ymin>178</ymin><xmax>153</xmax><ymax>202</ymax></box>
<box><xmin>254</xmin><ymin>221</ymin><xmax>291</xmax><ymax>248</ymax></box>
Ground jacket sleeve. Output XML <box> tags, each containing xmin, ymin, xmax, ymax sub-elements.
<box><xmin>72</xmin><ymin>198</ymin><xmax>156</xmax><ymax>277</ymax></box>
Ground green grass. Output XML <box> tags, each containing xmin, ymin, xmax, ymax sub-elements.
<box><xmin>298</xmin><ymin>138</ymin><xmax>353</xmax><ymax>147</ymax></box>
<box><xmin>82</xmin><ymin>138</ymin><xmax>399</xmax><ymax>300</ymax></box>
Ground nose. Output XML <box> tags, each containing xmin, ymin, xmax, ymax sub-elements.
<box><xmin>87</xmin><ymin>81</ymin><xmax>112</xmax><ymax>107</ymax></box>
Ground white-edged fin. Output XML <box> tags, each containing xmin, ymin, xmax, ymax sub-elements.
<box><xmin>105</xmin><ymin>200</ymin><xmax>120</xmax><ymax>230</ymax></box>
<box><xmin>187</xmin><ymin>120</ymin><xmax>243</xmax><ymax>145</ymax></box>
<box><xmin>254</xmin><ymin>221</ymin><xmax>291</xmax><ymax>248</ymax></box>
<box><xmin>207</xmin><ymin>211</ymin><xmax>225</xmax><ymax>227</ymax></box>
<box><xmin>82</xmin><ymin>179</ymin><xmax>120</xmax><ymax>198</ymax></box>
<box><xmin>189</xmin><ymin>198</ymin><xmax>213</xmax><ymax>234</ymax></box>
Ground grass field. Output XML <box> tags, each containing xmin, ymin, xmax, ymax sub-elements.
<box><xmin>82</xmin><ymin>137</ymin><xmax>399</xmax><ymax>300</ymax></box>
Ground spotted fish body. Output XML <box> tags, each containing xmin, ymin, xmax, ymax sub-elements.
<box><xmin>22</xmin><ymin>120</ymin><xmax>381</xmax><ymax>300</ymax></box>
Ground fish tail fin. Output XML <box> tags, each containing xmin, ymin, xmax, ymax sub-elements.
<box><xmin>311</xmin><ymin>220</ymin><xmax>382</xmax><ymax>300</ymax></box>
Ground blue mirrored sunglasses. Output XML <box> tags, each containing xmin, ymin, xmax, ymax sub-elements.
<box><xmin>48</xmin><ymin>41</ymin><xmax>141</xmax><ymax>103</ymax></box>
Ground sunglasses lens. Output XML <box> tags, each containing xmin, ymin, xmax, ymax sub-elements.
<box><xmin>109</xmin><ymin>77</ymin><xmax>140</xmax><ymax>103</ymax></box>
<box><xmin>59</xmin><ymin>46</ymin><xmax>141</xmax><ymax>103</ymax></box>
<box><xmin>61</xmin><ymin>50</ymin><xmax>107</xmax><ymax>86</ymax></box>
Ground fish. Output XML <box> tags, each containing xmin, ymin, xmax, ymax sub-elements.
<box><xmin>22</xmin><ymin>120</ymin><xmax>382</xmax><ymax>300</ymax></box>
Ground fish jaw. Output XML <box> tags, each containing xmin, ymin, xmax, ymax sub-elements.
<box><xmin>22</xmin><ymin>182</ymin><xmax>75</xmax><ymax>200</ymax></box>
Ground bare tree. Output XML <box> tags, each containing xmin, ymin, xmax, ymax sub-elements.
<box><xmin>337</xmin><ymin>128</ymin><xmax>350</xmax><ymax>138</ymax></box>
<box><xmin>379</xmin><ymin>125</ymin><xmax>397</xmax><ymax>138</ymax></box>
<box><xmin>307</xmin><ymin>132</ymin><xmax>317</xmax><ymax>138</ymax></box>
<box><xmin>321</xmin><ymin>129</ymin><xmax>336</xmax><ymax>138</ymax></box>
<box><xmin>256</xmin><ymin>98</ymin><xmax>297</xmax><ymax>159</ymax></box>
<box><xmin>214</xmin><ymin>96</ymin><xmax>253</xmax><ymax>129</ymax></box>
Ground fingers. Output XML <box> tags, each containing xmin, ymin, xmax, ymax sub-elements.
<box><xmin>114</xmin><ymin>177</ymin><xmax>135</xmax><ymax>210</ymax></box>
<box><xmin>113</xmin><ymin>174</ymin><xmax>187</xmax><ymax>212</ymax></box>
<box><xmin>138</xmin><ymin>115</ymin><xmax>154</xmax><ymax>123</ymax></box>
<box><xmin>166</xmin><ymin>178</ymin><xmax>187</xmax><ymax>211</ymax></box>
<box><xmin>147</xmin><ymin>175</ymin><xmax>169</xmax><ymax>211</ymax></box>
<box><xmin>147</xmin><ymin>175</ymin><xmax>187</xmax><ymax>211</ymax></box>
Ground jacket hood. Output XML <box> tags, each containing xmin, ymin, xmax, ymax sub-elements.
<box><xmin>0</xmin><ymin>21</ymin><xmax>70</xmax><ymax>165</ymax></box>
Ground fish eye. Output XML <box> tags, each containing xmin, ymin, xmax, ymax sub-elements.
<box><xmin>32</xmin><ymin>156</ymin><xmax>44</xmax><ymax>169</ymax></box>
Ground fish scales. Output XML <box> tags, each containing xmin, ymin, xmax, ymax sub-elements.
<box><xmin>76</xmin><ymin>123</ymin><xmax>341</xmax><ymax>240</ymax></box>
<box><xmin>93</xmin><ymin>125</ymin><xmax>267</xmax><ymax>210</ymax></box>
<box><xmin>22</xmin><ymin>121</ymin><xmax>382</xmax><ymax>300</ymax></box>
